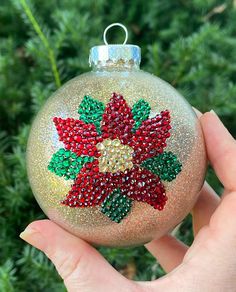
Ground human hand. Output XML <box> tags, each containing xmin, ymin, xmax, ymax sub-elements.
<box><xmin>20</xmin><ymin>111</ymin><xmax>236</xmax><ymax>292</ymax></box>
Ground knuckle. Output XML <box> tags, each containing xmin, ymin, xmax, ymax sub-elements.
<box><xmin>45</xmin><ymin>247</ymin><xmax>83</xmax><ymax>281</ymax></box>
<box><xmin>57</xmin><ymin>254</ymin><xmax>82</xmax><ymax>281</ymax></box>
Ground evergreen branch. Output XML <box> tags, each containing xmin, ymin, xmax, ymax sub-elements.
<box><xmin>19</xmin><ymin>0</ymin><xmax>61</xmax><ymax>88</ymax></box>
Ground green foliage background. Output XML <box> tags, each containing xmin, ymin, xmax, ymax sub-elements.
<box><xmin>0</xmin><ymin>0</ymin><xmax>236</xmax><ymax>290</ymax></box>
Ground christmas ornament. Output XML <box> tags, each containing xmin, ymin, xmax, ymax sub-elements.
<box><xmin>27</xmin><ymin>23</ymin><xmax>206</xmax><ymax>247</ymax></box>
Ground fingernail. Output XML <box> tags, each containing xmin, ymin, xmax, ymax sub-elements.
<box><xmin>210</xmin><ymin>109</ymin><xmax>217</xmax><ymax>116</ymax></box>
<box><xmin>20</xmin><ymin>227</ymin><xmax>44</xmax><ymax>249</ymax></box>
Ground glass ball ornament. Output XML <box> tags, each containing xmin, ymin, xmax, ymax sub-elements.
<box><xmin>27</xmin><ymin>23</ymin><xmax>206</xmax><ymax>247</ymax></box>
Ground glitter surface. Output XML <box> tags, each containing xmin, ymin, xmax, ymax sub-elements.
<box><xmin>27</xmin><ymin>68</ymin><xmax>206</xmax><ymax>247</ymax></box>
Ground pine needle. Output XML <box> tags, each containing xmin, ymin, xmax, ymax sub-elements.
<box><xmin>19</xmin><ymin>0</ymin><xmax>61</xmax><ymax>88</ymax></box>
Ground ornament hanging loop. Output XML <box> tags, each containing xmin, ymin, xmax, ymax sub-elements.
<box><xmin>103</xmin><ymin>23</ymin><xmax>128</xmax><ymax>45</ymax></box>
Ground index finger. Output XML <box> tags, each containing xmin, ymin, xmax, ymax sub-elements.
<box><xmin>200</xmin><ymin>111</ymin><xmax>236</xmax><ymax>192</ymax></box>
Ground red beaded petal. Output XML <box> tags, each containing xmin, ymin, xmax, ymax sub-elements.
<box><xmin>120</xmin><ymin>166</ymin><xmax>167</xmax><ymax>210</ymax></box>
<box><xmin>61</xmin><ymin>160</ymin><xmax>123</xmax><ymax>207</ymax></box>
<box><xmin>129</xmin><ymin>110</ymin><xmax>171</xmax><ymax>164</ymax></box>
<box><xmin>53</xmin><ymin>117</ymin><xmax>102</xmax><ymax>157</ymax></box>
<box><xmin>101</xmin><ymin>93</ymin><xmax>134</xmax><ymax>144</ymax></box>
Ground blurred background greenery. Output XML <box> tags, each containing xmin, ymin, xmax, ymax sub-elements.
<box><xmin>0</xmin><ymin>0</ymin><xmax>236</xmax><ymax>291</ymax></box>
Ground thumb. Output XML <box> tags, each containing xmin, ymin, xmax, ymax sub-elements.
<box><xmin>20</xmin><ymin>220</ymin><xmax>134</xmax><ymax>292</ymax></box>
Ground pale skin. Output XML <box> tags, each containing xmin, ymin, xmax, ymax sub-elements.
<box><xmin>20</xmin><ymin>111</ymin><xmax>236</xmax><ymax>292</ymax></box>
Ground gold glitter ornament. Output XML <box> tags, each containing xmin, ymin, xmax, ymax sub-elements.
<box><xmin>27</xmin><ymin>23</ymin><xmax>207</xmax><ymax>247</ymax></box>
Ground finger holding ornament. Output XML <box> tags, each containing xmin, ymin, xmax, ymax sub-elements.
<box><xmin>192</xmin><ymin>181</ymin><xmax>220</xmax><ymax>236</ymax></box>
<box><xmin>200</xmin><ymin>111</ymin><xmax>236</xmax><ymax>240</ymax></box>
<box><xmin>200</xmin><ymin>111</ymin><xmax>236</xmax><ymax>192</ymax></box>
<box><xmin>190</xmin><ymin>108</ymin><xmax>220</xmax><ymax>235</ymax></box>
<box><xmin>20</xmin><ymin>220</ymin><xmax>136</xmax><ymax>292</ymax></box>
<box><xmin>145</xmin><ymin>234</ymin><xmax>188</xmax><ymax>273</ymax></box>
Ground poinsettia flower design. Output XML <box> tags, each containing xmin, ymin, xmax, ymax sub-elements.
<box><xmin>48</xmin><ymin>93</ymin><xmax>182</xmax><ymax>223</ymax></box>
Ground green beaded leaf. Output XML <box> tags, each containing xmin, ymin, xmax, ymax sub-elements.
<box><xmin>48</xmin><ymin>148</ymin><xmax>94</xmax><ymax>180</ymax></box>
<box><xmin>141</xmin><ymin>151</ymin><xmax>182</xmax><ymax>182</ymax></box>
<box><xmin>132</xmin><ymin>99</ymin><xmax>151</xmax><ymax>131</ymax></box>
<box><xmin>101</xmin><ymin>189</ymin><xmax>132</xmax><ymax>223</ymax></box>
<box><xmin>78</xmin><ymin>95</ymin><xmax>105</xmax><ymax>134</ymax></box>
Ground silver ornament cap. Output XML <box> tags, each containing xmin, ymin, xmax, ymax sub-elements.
<box><xmin>89</xmin><ymin>23</ymin><xmax>141</xmax><ymax>68</ymax></box>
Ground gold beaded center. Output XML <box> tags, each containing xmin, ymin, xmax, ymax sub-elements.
<box><xmin>97</xmin><ymin>139</ymin><xmax>134</xmax><ymax>173</ymax></box>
